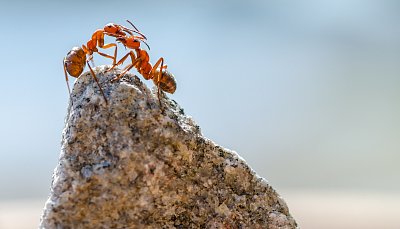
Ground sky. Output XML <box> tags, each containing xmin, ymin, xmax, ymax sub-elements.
<box><xmin>0</xmin><ymin>0</ymin><xmax>399</xmax><ymax>200</ymax></box>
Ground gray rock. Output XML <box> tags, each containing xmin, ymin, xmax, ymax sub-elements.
<box><xmin>39</xmin><ymin>66</ymin><xmax>298</xmax><ymax>228</ymax></box>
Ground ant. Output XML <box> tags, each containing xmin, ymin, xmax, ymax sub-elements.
<box><xmin>63</xmin><ymin>46</ymin><xmax>107</xmax><ymax>104</ymax></box>
<box><xmin>83</xmin><ymin>20</ymin><xmax>149</xmax><ymax>66</ymax></box>
<box><xmin>107</xmin><ymin>35</ymin><xmax>177</xmax><ymax>107</ymax></box>
<box><xmin>63</xmin><ymin>20</ymin><xmax>149</xmax><ymax>105</ymax></box>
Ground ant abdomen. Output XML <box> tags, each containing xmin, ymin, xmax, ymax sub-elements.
<box><xmin>64</xmin><ymin>47</ymin><xmax>86</xmax><ymax>77</ymax></box>
<box><xmin>153</xmin><ymin>70</ymin><xmax>177</xmax><ymax>94</ymax></box>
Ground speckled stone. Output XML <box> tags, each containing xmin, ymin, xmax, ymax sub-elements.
<box><xmin>39</xmin><ymin>66</ymin><xmax>298</xmax><ymax>229</ymax></box>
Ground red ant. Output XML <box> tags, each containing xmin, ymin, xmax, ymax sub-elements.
<box><xmin>63</xmin><ymin>20</ymin><xmax>149</xmax><ymax>104</ymax></box>
<box><xmin>83</xmin><ymin>20</ymin><xmax>149</xmax><ymax>66</ymax></box>
<box><xmin>107</xmin><ymin>35</ymin><xmax>176</xmax><ymax>106</ymax></box>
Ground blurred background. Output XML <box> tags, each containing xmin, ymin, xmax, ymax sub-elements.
<box><xmin>0</xmin><ymin>0</ymin><xmax>399</xmax><ymax>228</ymax></box>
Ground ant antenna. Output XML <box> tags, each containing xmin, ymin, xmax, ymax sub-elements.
<box><xmin>122</xmin><ymin>29</ymin><xmax>148</xmax><ymax>40</ymax></box>
<box><xmin>141</xmin><ymin>39</ymin><xmax>151</xmax><ymax>50</ymax></box>
<box><xmin>126</xmin><ymin>20</ymin><xmax>141</xmax><ymax>33</ymax></box>
<box><xmin>126</xmin><ymin>19</ymin><xmax>148</xmax><ymax>40</ymax></box>
<box><xmin>63</xmin><ymin>60</ymin><xmax>74</xmax><ymax>106</ymax></box>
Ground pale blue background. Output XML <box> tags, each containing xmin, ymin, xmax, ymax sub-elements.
<box><xmin>0</xmin><ymin>0</ymin><xmax>399</xmax><ymax>200</ymax></box>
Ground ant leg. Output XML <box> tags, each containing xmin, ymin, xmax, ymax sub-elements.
<box><xmin>150</xmin><ymin>57</ymin><xmax>164</xmax><ymax>107</ymax></box>
<box><xmin>87</xmin><ymin>54</ymin><xmax>95</xmax><ymax>66</ymax></box>
<box><xmin>93</xmin><ymin>30</ymin><xmax>105</xmax><ymax>47</ymax></box>
<box><xmin>63</xmin><ymin>59</ymin><xmax>74</xmax><ymax>106</ymax></box>
<box><xmin>112</xmin><ymin>45</ymin><xmax>118</xmax><ymax>66</ymax></box>
<box><xmin>99</xmin><ymin>42</ymin><xmax>116</xmax><ymax>49</ymax></box>
<box><xmin>111</xmin><ymin>52</ymin><xmax>141</xmax><ymax>82</ymax></box>
<box><xmin>107</xmin><ymin>51</ymin><xmax>135</xmax><ymax>73</ymax></box>
<box><xmin>158</xmin><ymin>58</ymin><xmax>165</xmax><ymax>108</ymax></box>
<box><xmin>99</xmin><ymin>43</ymin><xmax>118</xmax><ymax>65</ymax></box>
<box><xmin>111</xmin><ymin>64</ymin><xmax>135</xmax><ymax>82</ymax></box>
<box><xmin>97</xmin><ymin>51</ymin><xmax>115</xmax><ymax>62</ymax></box>
<box><xmin>103</xmin><ymin>47</ymin><xmax>118</xmax><ymax>72</ymax></box>
<box><xmin>87</xmin><ymin>61</ymin><xmax>108</xmax><ymax>104</ymax></box>
<box><xmin>157</xmin><ymin>84</ymin><xmax>162</xmax><ymax>107</ymax></box>
<box><xmin>150</xmin><ymin>57</ymin><xmax>164</xmax><ymax>76</ymax></box>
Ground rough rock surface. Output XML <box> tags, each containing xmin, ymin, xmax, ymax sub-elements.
<box><xmin>40</xmin><ymin>66</ymin><xmax>298</xmax><ymax>228</ymax></box>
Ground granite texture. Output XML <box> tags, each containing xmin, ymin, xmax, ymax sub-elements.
<box><xmin>40</xmin><ymin>66</ymin><xmax>298</xmax><ymax>228</ymax></box>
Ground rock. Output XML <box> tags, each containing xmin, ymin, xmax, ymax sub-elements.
<box><xmin>39</xmin><ymin>66</ymin><xmax>298</xmax><ymax>228</ymax></box>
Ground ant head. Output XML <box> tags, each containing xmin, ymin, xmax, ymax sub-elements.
<box><xmin>104</xmin><ymin>23</ymin><xmax>124</xmax><ymax>35</ymax></box>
